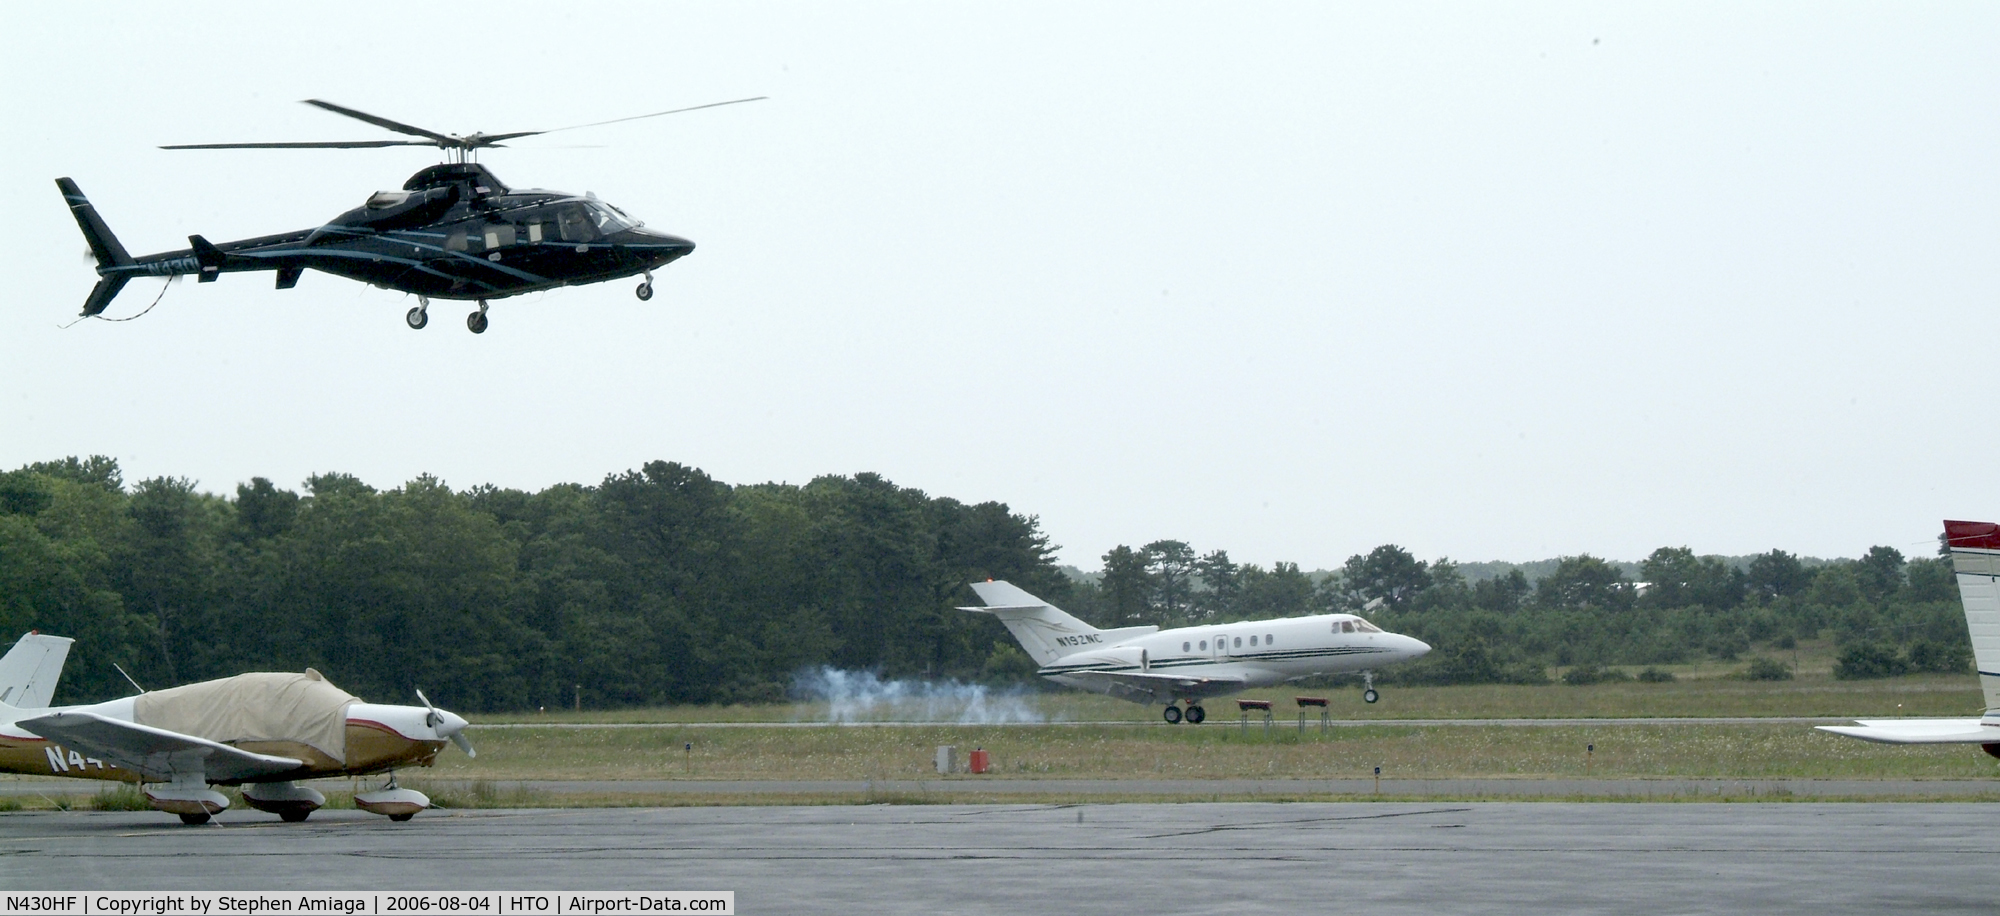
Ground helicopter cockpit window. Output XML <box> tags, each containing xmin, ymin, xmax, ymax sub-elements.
<box><xmin>585</xmin><ymin>201</ymin><xmax>633</xmax><ymax>235</ymax></box>
<box><xmin>555</xmin><ymin>205</ymin><xmax>598</xmax><ymax>243</ymax></box>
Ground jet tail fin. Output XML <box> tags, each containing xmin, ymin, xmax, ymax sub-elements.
<box><xmin>0</xmin><ymin>632</ymin><xmax>75</xmax><ymax>710</ymax></box>
<box><xmin>959</xmin><ymin>580</ymin><xmax>1158</xmax><ymax>665</ymax></box>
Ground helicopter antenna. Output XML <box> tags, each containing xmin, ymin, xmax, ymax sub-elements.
<box><xmin>161</xmin><ymin>97</ymin><xmax>768</xmax><ymax>164</ymax></box>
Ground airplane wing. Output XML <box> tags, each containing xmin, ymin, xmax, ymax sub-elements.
<box><xmin>1815</xmin><ymin>719</ymin><xmax>2000</xmax><ymax>744</ymax></box>
<box><xmin>1065</xmin><ymin>670</ymin><xmax>1248</xmax><ymax>702</ymax></box>
<box><xmin>18</xmin><ymin>711</ymin><xmax>304</xmax><ymax>783</ymax></box>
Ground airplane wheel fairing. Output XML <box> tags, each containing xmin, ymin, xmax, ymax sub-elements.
<box><xmin>178</xmin><ymin>812</ymin><xmax>210</xmax><ymax>825</ymax></box>
<box><xmin>406</xmin><ymin>306</ymin><xmax>428</xmax><ymax>329</ymax></box>
<box><xmin>1363</xmin><ymin>689</ymin><xmax>1380</xmax><ymax>704</ymax></box>
<box><xmin>1162</xmin><ymin>705</ymin><xmax>1183</xmax><ymax>725</ymax></box>
<box><xmin>467</xmin><ymin>311</ymin><xmax>488</xmax><ymax>334</ymax></box>
<box><xmin>1186</xmin><ymin>705</ymin><xmax>1206</xmax><ymax>724</ymax></box>
<box><xmin>636</xmin><ymin>282</ymin><xmax>653</xmax><ymax>301</ymax></box>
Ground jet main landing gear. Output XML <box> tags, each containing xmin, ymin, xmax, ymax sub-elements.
<box><xmin>1162</xmin><ymin>701</ymin><xmax>1207</xmax><ymax>725</ymax></box>
<box><xmin>1362</xmin><ymin>670</ymin><xmax>1380</xmax><ymax>704</ymax></box>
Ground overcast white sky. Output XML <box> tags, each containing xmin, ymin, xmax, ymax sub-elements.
<box><xmin>4</xmin><ymin>4</ymin><xmax>1995</xmax><ymax>570</ymax></box>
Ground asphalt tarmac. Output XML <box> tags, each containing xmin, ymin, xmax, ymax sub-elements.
<box><xmin>1</xmin><ymin>803</ymin><xmax>1992</xmax><ymax>914</ymax></box>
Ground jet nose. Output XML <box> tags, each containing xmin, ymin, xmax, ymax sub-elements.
<box><xmin>1404</xmin><ymin>637</ymin><xmax>1432</xmax><ymax>660</ymax></box>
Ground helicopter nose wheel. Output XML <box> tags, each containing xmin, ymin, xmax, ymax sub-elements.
<box><xmin>636</xmin><ymin>271</ymin><xmax>654</xmax><ymax>301</ymax></box>
<box><xmin>406</xmin><ymin>297</ymin><xmax>429</xmax><ymax>330</ymax></box>
<box><xmin>466</xmin><ymin>300</ymin><xmax>489</xmax><ymax>334</ymax></box>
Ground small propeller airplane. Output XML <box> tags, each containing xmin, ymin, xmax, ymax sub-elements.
<box><xmin>962</xmin><ymin>580</ymin><xmax>1432</xmax><ymax>724</ymax></box>
<box><xmin>1818</xmin><ymin>519</ymin><xmax>2000</xmax><ymax>754</ymax></box>
<box><xmin>59</xmin><ymin>96</ymin><xmax>761</xmax><ymax>333</ymax></box>
<box><xmin>0</xmin><ymin>633</ymin><xmax>474</xmax><ymax>824</ymax></box>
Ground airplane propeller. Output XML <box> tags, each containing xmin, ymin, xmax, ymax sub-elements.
<box><xmin>415</xmin><ymin>688</ymin><xmax>476</xmax><ymax>759</ymax></box>
<box><xmin>162</xmin><ymin>97</ymin><xmax>768</xmax><ymax>163</ymax></box>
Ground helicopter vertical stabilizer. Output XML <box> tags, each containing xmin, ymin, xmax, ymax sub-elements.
<box><xmin>56</xmin><ymin>178</ymin><xmax>136</xmax><ymax>317</ymax></box>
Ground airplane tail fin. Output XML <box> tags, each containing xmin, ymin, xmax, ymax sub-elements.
<box><xmin>1942</xmin><ymin>520</ymin><xmax>2000</xmax><ymax>711</ymax></box>
<box><xmin>56</xmin><ymin>177</ymin><xmax>135</xmax><ymax>316</ymax></box>
<box><xmin>959</xmin><ymin>580</ymin><xmax>1159</xmax><ymax>665</ymax></box>
<box><xmin>0</xmin><ymin>632</ymin><xmax>75</xmax><ymax>710</ymax></box>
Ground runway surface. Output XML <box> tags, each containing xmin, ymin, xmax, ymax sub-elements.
<box><xmin>8</xmin><ymin>775</ymin><xmax>1999</xmax><ymax>799</ymax></box>
<box><xmin>1</xmin><ymin>803</ymin><xmax>1991</xmax><ymax>914</ymax></box>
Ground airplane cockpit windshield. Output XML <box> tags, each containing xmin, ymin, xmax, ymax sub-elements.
<box><xmin>1337</xmin><ymin>618</ymin><xmax>1385</xmax><ymax>634</ymax></box>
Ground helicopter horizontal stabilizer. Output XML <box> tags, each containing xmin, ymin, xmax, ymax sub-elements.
<box><xmin>189</xmin><ymin>235</ymin><xmax>225</xmax><ymax>283</ymax></box>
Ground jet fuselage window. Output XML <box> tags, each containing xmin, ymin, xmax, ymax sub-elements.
<box><xmin>1250</xmin><ymin>635</ymin><xmax>1258</xmax><ymax>647</ymax></box>
<box><xmin>1183</xmin><ymin>641</ymin><xmax>1191</xmax><ymax>652</ymax></box>
<box><xmin>1267</xmin><ymin>634</ymin><xmax>1275</xmax><ymax>644</ymax></box>
<box><xmin>1233</xmin><ymin>636</ymin><xmax>1242</xmax><ymax>649</ymax></box>
<box><xmin>1199</xmin><ymin>640</ymin><xmax>1208</xmax><ymax>650</ymax></box>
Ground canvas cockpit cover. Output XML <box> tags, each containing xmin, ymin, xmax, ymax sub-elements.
<box><xmin>132</xmin><ymin>669</ymin><xmax>358</xmax><ymax>763</ymax></box>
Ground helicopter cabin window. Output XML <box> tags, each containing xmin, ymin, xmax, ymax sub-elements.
<box><xmin>484</xmin><ymin>224</ymin><xmax>517</xmax><ymax>249</ymax></box>
<box><xmin>556</xmin><ymin>205</ymin><xmax>598</xmax><ymax>243</ymax></box>
<box><xmin>445</xmin><ymin>227</ymin><xmax>470</xmax><ymax>252</ymax></box>
<box><xmin>526</xmin><ymin>220</ymin><xmax>544</xmax><ymax>243</ymax></box>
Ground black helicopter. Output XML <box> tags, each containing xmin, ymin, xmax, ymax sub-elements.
<box><xmin>58</xmin><ymin>97</ymin><xmax>761</xmax><ymax>333</ymax></box>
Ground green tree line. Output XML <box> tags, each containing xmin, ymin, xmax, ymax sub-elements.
<box><xmin>1061</xmin><ymin>539</ymin><xmax>1970</xmax><ymax>684</ymax></box>
<box><xmin>0</xmin><ymin>457</ymin><xmax>1072</xmax><ymax>710</ymax></box>
<box><xmin>1</xmin><ymin>456</ymin><xmax>1965</xmax><ymax>710</ymax></box>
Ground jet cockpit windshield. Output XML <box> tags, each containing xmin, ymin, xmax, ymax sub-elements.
<box><xmin>1337</xmin><ymin>617</ymin><xmax>1385</xmax><ymax>634</ymax></box>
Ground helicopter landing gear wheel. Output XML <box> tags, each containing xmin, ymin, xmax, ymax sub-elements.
<box><xmin>406</xmin><ymin>302</ymin><xmax>429</xmax><ymax>330</ymax></box>
<box><xmin>467</xmin><ymin>300</ymin><xmax>489</xmax><ymax>334</ymax></box>
<box><xmin>1186</xmin><ymin>704</ymin><xmax>1206</xmax><ymax>724</ymax></box>
<box><xmin>636</xmin><ymin>270</ymin><xmax>654</xmax><ymax>301</ymax></box>
<box><xmin>1162</xmin><ymin>705</ymin><xmax>1183</xmax><ymax>725</ymax></box>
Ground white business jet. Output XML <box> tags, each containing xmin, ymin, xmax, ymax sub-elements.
<box><xmin>962</xmin><ymin>580</ymin><xmax>1431</xmax><ymax>724</ymax></box>
<box><xmin>1819</xmin><ymin>519</ymin><xmax>2000</xmax><ymax>754</ymax></box>
<box><xmin>0</xmin><ymin>633</ymin><xmax>474</xmax><ymax>824</ymax></box>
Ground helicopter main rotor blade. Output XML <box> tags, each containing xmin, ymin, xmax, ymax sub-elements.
<box><xmin>530</xmin><ymin>96</ymin><xmax>769</xmax><ymax>137</ymax></box>
<box><xmin>302</xmin><ymin>99</ymin><xmax>457</xmax><ymax>145</ymax></box>
<box><xmin>160</xmin><ymin>140</ymin><xmax>437</xmax><ymax>150</ymax></box>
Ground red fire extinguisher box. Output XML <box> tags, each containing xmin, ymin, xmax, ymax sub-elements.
<box><xmin>968</xmin><ymin>748</ymin><xmax>989</xmax><ymax>774</ymax></box>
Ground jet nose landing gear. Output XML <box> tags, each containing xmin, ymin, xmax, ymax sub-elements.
<box><xmin>466</xmin><ymin>299</ymin><xmax>489</xmax><ymax>334</ymax></box>
<box><xmin>1362</xmin><ymin>670</ymin><xmax>1380</xmax><ymax>704</ymax></box>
